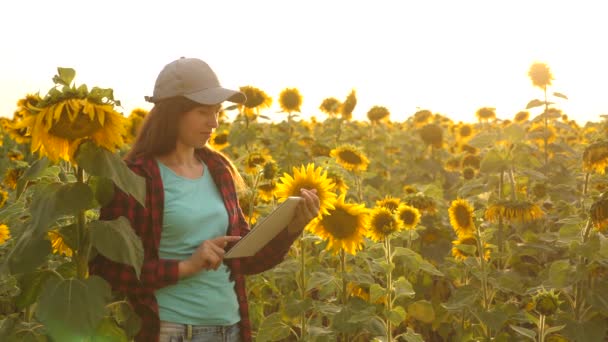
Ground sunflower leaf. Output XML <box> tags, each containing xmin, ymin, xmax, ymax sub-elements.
<box><xmin>553</xmin><ymin>92</ymin><xmax>568</xmax><ymax>100</ymax></box>
<box><xmin>7</xmin><ymin>230</ymin><xmax>52</xmax><ymax>274</ymax></box>
<box><xmin>526</xmin><ymin>99</ymin><xmax>544</xmax><ymax>109</ymax></box>
<box><xmin>16</xmin><ymin>157</ymin><xmax>50</xmax><ymax>200</ymax></box>
<box><xmin>75</xmin><ymin>141</ymin><xmax>146</xmax><ymax>207</ymax></box>
<box><xmin>510</xmin><ymin>325</ymin><xmax>536</xmax><ymax>340</ymax></box>
<box><xmin>89</xmin><ymin>217</ymin><xmax>144</xmax><ymax>279</ymax></box>
<box><xmin>53</xmin><ymin>67</ymin><xmax>76</xmax><ymax>86</ymax></box>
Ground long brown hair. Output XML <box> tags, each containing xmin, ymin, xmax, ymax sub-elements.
<box><xmin>126</xmin><ymin>96</ymin><xmax>247</xmax><ymax>192</ymax></box>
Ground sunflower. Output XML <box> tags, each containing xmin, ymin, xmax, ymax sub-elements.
<box><xmin>462</xmin><ymin>167</ymin><xmax>476</xmax><ymax>180</ymax></box>
<box><xmin>485</xmin><ymin>200</ymin><xmax>544</xmax><ymax>224</ymax></box>
<box><xmin>330</xmin><ymin>145</ymin><xmax>370</xmax><ymax>172</ymax></box>
<box><xmin>0</xmin><ymin>224</ymin><xmax>10</xmax><ymax>245</ymax></box>
<box><xmin>458</xmin><ymin>124</ymin><xmax>474</xmax><ymax>140</ymax></box>
<box><xmin>47</xmin><ymin>229</ymin><xmax>72</xmax><ymax>257</ymax></box>
<box><xmin>532</xmin><ymin>288</ymin><xmax>562</xmax><ymax>317</ymax></box>
<box><xmin>3</xmin><ymin>167</ymin><xmax>24</xmax><ymax>190</ymax></box>
<box><xmin>261</xmin><ymin>160</ymin><xmax>279</xmax><ymax>181</ymax></box>
<box><xmin>257</xmin><ymin>181</ymin><xmax>277</xmax><ymax>202</ymax></box>
<box><xmin>590</xmin><ymin>194</ymin><xmax>608</xmax><ymax>232</ymax></box>
<box><xmin>0</xmin><ymin>188</ymin><xmax>8</xmax><ymax>208</ymax></box>
<box><xmin>405</xmin><ymin>193</ymin><xmax>437</xmax><ymax>215</ymax></box>
<box><xmin>451</xmin><ymin>235</ymin><xmax>490</xmax><ymax>261</ymax></box>
<box><xmin>7</xmin><ymin>151</ymin><xmax>24</xmax><ymax>161</ymax></box>
<box><xmin>208</xmin><ymin>130</ymin><xmax>230</xmax><ymax>151</ymax></box>
<box><xmin>347</xmin><ymin>283</ymin><xmax>387</xmax><ymax>304</ymax></box>
<box><xmin>445</xmin><ymin>156</ymin><xmax>462</xmax><ymax>172</ymax></box>
<box><xmin>123</xmin><ymin>109</ymin><xmax>147</xmax><ymax>144</ymax></box>
<box><xmin>16</xmin><ymin>70</ymin><xmax>125</xmax><ymax>163</ymax></box>
<box><xmin>397</xmin><ymin>204</ymin><xmax>421</xmax><ymax>230</ymax></box>
<box><xmin>583</xmin><ymin>141</ymin><xmax>608</xmax><ymax>175</ymax></box>
<box><xmin>460</xmin><ymin>143</ymin><xmax>478</xmax><ymax>155</ymax></box>
<box><xmin>462</xmin><ymin>154</ymin><xmax>481</xmax><ymax>170</ymax></box>
<box><xmin>367</xmin><ymin>106</ymin><xmax>390</xmax><ymax>123</ymax></box>
<box><xmin>418</xmin><ymin>123</ymin><xmax>443</xmax><ymax>148</ymax></box>
<box><xmin>275</xmin><ymin>163</ymin><xmax>337</xmax><ymax>216</ymax></box>
<box><xmin>476</xmin><ymin>107</ymin><xmax>496</xmax><ymax>122</ymax></box>
<box><xmin>3</xmin><ymin>118</ymin><xmax>30</xmax><ymax>145</ymax></box>
<box><xmin>326</xmin><ymin>170</ymin><xmax>349</xmax><ymax>195</ymax></box>
<box><xmin>319</xmin><ymin>97</ymin><xmax>342</xmax><ymax>116</ymax></box>
<box><xmin>514</xmin><ymin>111</ymin><xmax>530</xmax><ymax>123</ymax></box>
<box><xmin>15</xmin><ymin>94</ymin><xmax>42</xmax><ymax>119</ymax></box>
<box><xmin>402</xmin><ymin>185</ymin><xmax>418</xmax><ymax>195</ymax></box>
<box><xmin>308</xmin><ymin>195</ymin><xmax>368</xmax><ymax>255</ymax></box>
<box><xmin>412</xmin><ymin>110</ymin><xmax>433</xmax><ymax>127</ymax></box>
<box><xmin>310</xmin><ymin>142</ymin><xmax>332</xmax><ymax>157</ymax></box>
<box><xmin>238</xmin><ymin>192</ymin><xmax>259</xmax><ymax>225</ymax></box>
<box><xmin>340</xmin><ymin>89</ymin><xmax>357</xmax><ymax>120</ymax></box>
<box><xmin>528</xmin><ymin>62</ymin><xmax>553</xmax><ymax>89</ymax></box>
<box><xmin>375</xmin><ymin>196</ymin><xmax>401</xmax><ymax>213</ymax></box>
<box><xmin>448</xmin><ymin>198</ymin><xmax>475</xmax><ymax>238</ymax></box>
<box><xmin>278</xmin><ymin>88</ymin><xmax>303</xmax><ymax>113</ymax></box>
<box><xmin>238</xmin><ymin>85</ymin><xmax>272</xmax><ymax>119</ymax></box>
<box><xmin>527</xmin><ymin>123</ymin><xmax>557</xmax><ymax>146</ymax></box>
<box><xmin>367</xmin><ymin>206</ymin><xmax>403</xmax><ymax>242</ymax></box>
<box><xmin>244</xmin><ymin>151</ymin><xmax>272</xmax><ymax>175</ymax></box>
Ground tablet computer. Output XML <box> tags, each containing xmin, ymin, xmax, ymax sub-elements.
<box><xmin>224</xmin><ymin>196</ymin><xmax>302</xmax><ymax>259</ymax></box>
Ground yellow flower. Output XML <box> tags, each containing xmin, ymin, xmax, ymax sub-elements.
<box><xmin>583</xmin><ymin>140</ymin><xmax>608</xmax><ymax>175</ymax></box>
<box><xmin>308</xmin><ymin>195</ymin><xmax>368</xmax><ymax>255</ymax></box>
<box><xmin>208</xmin><ymin>131</ymin><xmax>230</xmax><ymax>151</ymax></box>
<box><xmin>418</xmin><ymin>123</ymin><xmax>443</xmax><ymax>148</ymax></box>
<box><xmin>402</xmin><ymin>185</ymin><xmax>418</xmax><ymax>195</ymax></box>
<box><xmin>375</xmin><ymin>196</ymin><xmax>401</xmax><ymax>213</ymax></box>
<box><xmin>485</xmin><ymin>200</ymin><xmax>544</xmax><ymax>224</ymax></box>
<box><xmin>367</xmin><ymin>106</ymin><xmax>390</xmax><ymax>123</ymax></box>
<box><xmin>451</xmin><ymin>235</ymin><xmax>490</xmax><ymax>261</ymax></box>
<box><xmin>448</xmin><ymin>198</ymin><xmax>475</xmax><ymax>238</ymax></box>
<box><xmin>275</xmin><ymin>163</ymin><xmax>337</xmax><ymax>216</ymax></box>
<box><xmin>3</xmin><ymin>118</ymin><xmax>31</xmax><ymax>145</ymax></box>
<box><xmin>367</xmin><ymin>206</ymin><xmax>403</xmax><ymax>242</ymax></box>
<box><xmin>462</xmin><ymin>154</ymin><xmax>481</xmax><ymax>170</ymax></box>
<box><xmin>445</xmin><ymin>156</ymin><xmax>462</xmax><ymax>172</ymax></box>
<box><xmin>15</xmin><ymin>94</ymin><xmax>42</xmax><ymax>119</ymax></box>
<box><xmin>412</xmin><ymin>110</ymin><xmax>433</xmax><ymax>128</ymax></box>
<box><xmin>462</xmin><ymin>167</ymin><xmax>476</xmax><ymax>180</ymax></box>
<box><xmin>257</xmin><ymin>181</ymin><xmax>277</xmax><ymax>202</ymax></box>
<box><xmin>590</xmin><ymin>194</ymin><xmax>608</xmax><ymax>232</ymax></box>
<box><xmin>319</xmin><ymin>97</ymin><xmax>342</xmax><ymax>116</ymax></box>
<box><xmin>326</xmin><ymin>170</ymin><xmax>349</xmax><ymax>195</ymax></box>
<box><xmin>0</xmin><ymin>224</ymin><xmax>10</xmax><ymax>245</ymax></box>
<box><xmin>397</xmin><ymin>204</ymin><xmax>421</xmax><ymax>230</ymax></box>
<box><xmin>0</xmin><ymin>188</ymin><xmax>8</xmax><ymax>208</ymax></box>
<box><xmin>405</xmin><ymin>193</ymin><xmax>437</xmax><ymax>215</ymax></box>
<box><xmin>476</xmin><ymin>107</ymin><xmax>496</xmax><ymax>122</ymax></box>
<box><xmin>47</xmin><ymin>229</ymin><xmax>73</xmax><ymax>257</ymax></box>
<box><xmin>123</xmin><ymin>109</ymin><xmax>147</xmax><ymax>144</ymax></box>
<box><xmin>3</xmin><ymin>167</ymin><xmax>24</xmax><ymax>190</ymax></box>
<box><xmin>514</xmin><ymin>111</ymin><xmax>530</xmax><ymax>123</ymax></box>
<box><xmin>458</xmin><ymin>124</ymin><xmax>474</xmax><ymax>140</ymax></box>
<box><xmin>278</xmin><ymin>88</ymin><xmax>303</xmax><ymax>113</ymax></box>
<box><xmin>238</xmin><ymin>86</ymin><xmax>272</xmax><ymax>119</ymax></box>
<box><xmin>340</xmin><ymin>89</ymin><xmax>357</xmax><ymax>120</ymax></box>
<box><xmin>238</xmin><ymin>191</ymin><xmax>259</xmax><ymax>225</ymax></box>
<box><xmin>244</xmin><ymin>151</ymin><xmax>272</xmax><ymax>175</ymax></box>
<box><xmin>261</xmin><ymin>160</ymin><xmax>279</xmax><ymax>181</ymax></box>
<box><xmin>330</xmin><ymin>145</ymin><xmax>370</xmax><ymax>172</ymax></box>
<box><xmin>528</xmin><ymin>62</ymin><xmax>554</xmax><ymax>89</ymax></box>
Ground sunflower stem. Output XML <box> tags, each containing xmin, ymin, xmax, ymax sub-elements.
<box><xmin>385</xmin><ymin>237</ymin><xmax>393</xmax><ymax>342</ymax></box>
<box><xmin>247</xmin><ymin>170</ymin><xmax>262</xmax><ymax>228</ymax></box>
<box><xmin>340</xmin><ymin>248</ymin><xmax>348</xmax><ymax>342</ymax></box>
<box><xmin>538</xmin><ymin>313</ymin><xmax>545</xmax><ymax>342</ymax></box>
<box><xmin>543</xmin><ymin>86</ymin><xmax>549</xmax><ymax>176</ymax></box>
<box><xmin>509</xmin><ymin>167</ymin><xmax>516</xmax><ymax>201</ymax></box>
<box><xmin>581</xmin><ymin>172</ymin><xmax>590</xmax><ymax>212</ymax></box>
<box><xmin>75</xmin><ymin>166</ymin><xmax>88</xmax><ymax>279</ymax></box>
<box><xmin>300</xmin><ymin>236</ymin><xmax>307</xmax><ymax>340</ymax></box>
<box><xmin>475</xmin><ymin>225</ymin><xmax>489</xmax><ymax>312</ymax></box>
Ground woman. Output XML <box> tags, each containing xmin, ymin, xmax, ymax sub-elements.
<box><xmin>89</xmin><ymin>57</ymin><xmax>320</xmax><ymax>342</ymax></box>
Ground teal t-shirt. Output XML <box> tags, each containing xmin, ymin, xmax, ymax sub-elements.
<box><xmin>154</xmin><ymin>159</ymin><xmax>240</xmax><ymax>325</ymax></box>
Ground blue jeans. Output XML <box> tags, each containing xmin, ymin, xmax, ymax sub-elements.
<box><xmin>159</xmin><ymin>321</ymin><xmax>241</xmax><ymax>342</ymax></box>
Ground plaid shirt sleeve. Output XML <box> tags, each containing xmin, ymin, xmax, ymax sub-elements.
<box><xmin>89</xmin><ymin>182</ymin><xmax>180</xmax><ymax>295</ymax></box>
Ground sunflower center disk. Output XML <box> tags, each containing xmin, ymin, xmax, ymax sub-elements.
<box><xmin>323</xmin><ymin>209</ymin><xmax>359</xmax><ymax>239</ymax></box>
<box><xmin>49</xmin><ymin>110</ymin><xmax>102</xmax><ymax>140</ymax></box>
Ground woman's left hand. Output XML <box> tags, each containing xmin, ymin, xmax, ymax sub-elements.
<box><xmin>287</xmin><ymin>188</ymin><xmax>321</xmax><ymax>236</ymax></box>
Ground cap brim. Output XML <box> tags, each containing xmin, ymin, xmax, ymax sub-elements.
<box><xmin>184</xmin><ymin>87</ymin><xmax>246</xmax><ymax>105</ymax></box>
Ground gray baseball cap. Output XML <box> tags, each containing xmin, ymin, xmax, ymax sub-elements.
<box><xmin>145</xmin><ymin>57</ymin><xmax>246</xmax><ymax>105</ymax></box>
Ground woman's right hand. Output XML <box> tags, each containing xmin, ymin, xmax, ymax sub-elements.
<box><xmin>179</xmin><ymin>235</ymin><xmax>242</xmax><ymax>278</ymax></box>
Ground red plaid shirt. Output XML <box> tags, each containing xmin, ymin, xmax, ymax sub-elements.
<box><xmin>89</xmin><ymin>147</ymin><xmax>299</xmax><ymax>342</ymax></box>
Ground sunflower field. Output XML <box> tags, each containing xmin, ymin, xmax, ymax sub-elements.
<box><xmin>1</xmin><ymin>63</ymin><xmax>608</xmax><ymax>341</ymax></box>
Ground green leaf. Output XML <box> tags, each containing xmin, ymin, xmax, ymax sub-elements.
<box><xmin>442</xmin><ymin>285</ymin><xmax>479</xmax><ymax>311</ymax></box>
<box><xmin>255</xmin><ymin>312</ymin><xmax>290</xmax><ymax>342</ymax></box>
<box><xmin>407</xmin><ymin>300</ymin><xmax>435</xmax><ymax>324</ymax></box>
<box><xmin>89</xmin><ymin>217</ymin><xmax>144</xmax><ymax>279</ymax></box>
<box><xmin>547</xmin><ymin>260</ymin><xmax>574</xmax><ymax>288</ymax></box>
<box><xmin>395</xmin><ymin>328</ymin><xmax>425</xmax><ymax>342</ymax></box>
<box><xmin>29</xmin><ymin>183</ymin><xmax>63</xmax><ymax>234</ymax></box>
<box><xmin>369</xmin><ymin>283</ymin><xmax>385</xmax><ymax>304</ymax></box>
<box><xmin>480</xmin><ymin>148</ymin><xmax>508</xmax><ymax>173</ymax></box>
<box><xmin>15</xmin><ymin>270</ymin><xmax>60</xmax><ymax>309</ymax></box>
<box><xmin>91</xmin><ymin>317</ymin><xmax>128</xmax><ymax>342</ymax></box>
<box><xmin>109</xmin><ymin>301</ymin><xmax>141</xmax><ymax>340</ymax></box>
<box><xmin>388</xmin><ymin>305</ymin><xmax>406</xmax><ymax>326</ymax></box>
<box><xmin>306</xmin><ymin>271</ymin><xmax>335</xmax><ymax>292</ymax></box>
<box><xmin>504</xmin><ymin>123</ymin><xmax>526</xmax><ymax>142</ymax></box>
<box><xmin>7</xmin><ymin>231</ymin><xmax>52</xmax><ymax>274</ymax></box>
<box><xmin>392</xmin><ymin>247</ymin><xmax>443</xmax><ymax>276</ymax></box>
<box><xmin>53</xmin><ymin>67</ymin><xmax>76</xmax><ymax>86</ymax></box>
<box><xmin>562</xmin><ymin>318</ymin><xmax>607</xmax><ymax>342</ymax></box>
<box><xmin>510</xmin><ymin>325</ymin><xmax>536</xmax><ymax>340</ymax></box>
<box><xmin>75</xmin><ymin>141</ymin><xmax>146</xmax><ymax>207</ymax></box>
<box><xmin>89</xmin><ymin>176</ymin><xmax>115</xmax><ymax>207</ymax></box>
<box><xmin>526</xmin><ymin>99</ymin><xmax>544</xmax><ymax>109</ymax></box>
<box><xmin>468</xmin><ymin>132</ymin><xmax>498</xmax><ymax>148</ymax></box>
<box><xmin>36</xmin><ymin>276</ymin><xmax>111</xmax><ymax>339</ymax></box>
<box><xmin>16</xmin><ymin>157</ymin><xmax>50</xmax><ymax>199</ymax></box>
<box><xmin>543</xmin><ymin>324</ymin><xmax>566</xmax><ymax>336</ymax></box>
<box><xmin>553</xmin><ymin>92</ymin><xmax>568</xmax><ymax>100</ymax></box>
<box><xmin>55</xmin><ymin>182</ymin><xmax>96</xmax><ymax>215</ymax></box>
<box><xmin>284</xmin><ymin>297</ymin><xmax>312</xmax><ymax>318</ymax></box>
<box><xmin>393</xmin><ymin>276</ymin><xmax>415</xmax><ymax>300</ymax></box>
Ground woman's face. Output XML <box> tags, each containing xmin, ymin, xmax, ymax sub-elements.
<box><xmin>177</xmin><ymin>104</ymin><xmax>221</xmax><ymax>148</ymax></box>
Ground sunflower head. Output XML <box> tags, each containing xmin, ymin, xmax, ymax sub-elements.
<box><xmin>583</xmin><ymin>140</ymin><xmax>608</xmax><ymax>175</ymax></box>
<box><xmin>476</xmin><ymin>107</ymin><xmax>496</xmax><ymax>122</ymax></box>
<box><xmin>528</xmin><ymin>62</ymin><xmax>554</xmax><ymax>89</ymax></box>
<box><xmin>448</xmin><ymin>198</ymin><xmax>475</xmax><ymax>238</ymax></box>
<box><xmin>485</xmin><ymin>200</ymin><xmax>544</xmax><ymax>224</ymax></box>
<box><xmin>367</xmin><ymin>106</ymin><xmax>390</xmax><ymax>123</ymax></box>
<box><xmin>330</xmin><ymin>145</ymin><xmax>370</xmax><ymax>172</ymax></box>
<box><xmin>0</xmin><ymin>224</ymin><xmax>10</xmax><ymax>245</ymax></box>
<box><xmin>532</xmin><ymin>288</ymin><xmax>562</xmax><ymax>316</ymax></box>
<box><xmin>275</xmin><ymin>163</ymin><xmax>337</xmax><ymax>216</ymax></box>
<box><xmin>367</xmin><ymin>206</ymin><xmax>403</xmax><ymax>242</ymax></box>
<box><xmin>418</xmin><ymin>123</ymin><xmax>443</xmax><ymax>148</ymax></box>
<box><xmin>15</xmin><ymin>94</ymin><xmax>42</xmax><ymax>119</ymax></box>
<box><xmin>590</xmin><ymin>194</ymin><xmax>608</xmax><ymax>232</ymax></box>
<box><xmin>308</xmin><ymin>195</ymin><xmax>368</xmax><ymax>255</ymax></box>
<box><xmin>47</xmin><ymin>229</ymin><xmax>73</xmax><ymax>257</ymax></box>
<box><xmin>238</xmin><ymin>191</ymin><xmax>259</xmax><ymax>225</ymax></box>
<box><xmin>445</xmin><ymin>156</ymin><xmax>462</xmax><ymax>172</ymax></box>
<box><xmin>279</xmin><ymin>88</ymin><xmax>303</xmax><ymax>113</ymax></box>
<box><xmin>0</xmin><ymin>188</ymin><xmax>8</xmax><ymax>208</ymax></box>
<box><xmin>397</xmin><ymin>204</ymin><xmax>421</xmax><ymax>230</ymax></box>
<box><xmin>462</xmin><ymin>154</ymin><xmax>481</xmax><ymax>170</ymax></box>
<box><xmin>208</xmin><ymin>130</ymin><xmax>230</xmax><ymax>151</ymax></box>
<box><xmin>3</xmin><ymin>167</ymin><xmax>25</xmax><ymax>190</ymax></box>
<box><xmin>257</xmin><ymin>181</ymin><xmax>278</xmax><ymax>202</ymax></box>
<box><xmin>412</xmin><ymin>110</ymin><xmax>433</xmax><ymax>127</ymax></box>
<box><xmin>319</xmin><ymin>97</ymin><xmax>342</xmax><ymax>116</ymax></box>
<box><xmin>261</xmin><ymin>160</ymin><xmax>279</xmax><ymax>181</ymax></box>
<box><xmin>340</xmin><ymin>89</ymin><xmax>357</xmax><ymax>120</ymax></box>
<box><xmin>405</xmin><ymin>193</ymin><xmax>437</xmax><ymax>215</ymax></box>
<box><xmin>462</xmin><ymin>167</ymin><xmax>476</xmax><ymax>180</ymax></box>
<box><xmin>458</xmin><ymin>124</ymin><xmax>474</xmax><ymax>140</ymax></box>
<box><xmin>326</xmin><ymin>170</ymin><xmax>349</xmax><ymax>195</ymax></box>
<box><xmin>402</xmin><ymin>185</ymin><xmax>418</xmax><ymax>195</ymax></box>
<box><xmin>244</xmin><ymin>151</ymin><xmax>272</xmax><ymax>175</ymax></box>
<box><xmin>528</xmin><ymin>123</ymin><xmax>557</xmax><ymax>146</ymax></box>
<box><xmin>514</xmin><ymin>111</ymin><xmax>530</xmax><ymax>123</ymax></box>
<box><xmin>375</xmin><ymin>196</ymin><xmax>401</xmax><ymax>213</ymax></box>
<box><xmin>238</xmin><ymin>86</ymin><xmax>272</xmax><ymax>119</ymax></box>
<box><xmin>451</xmin><ymin>235</ymin><xmax>491</xmax><ymax>261</ymax></box>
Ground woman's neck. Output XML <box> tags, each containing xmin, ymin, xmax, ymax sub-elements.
<box><xmin>158</xmin><ymin>144</ymin><xmax>199</xmax><ymax>167</ymax></box>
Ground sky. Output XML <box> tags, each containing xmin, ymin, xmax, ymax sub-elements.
<box><xmin>1</xmin><ymin>0</ymin><xmax>607</xmax><ymax>124</ymax></box>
